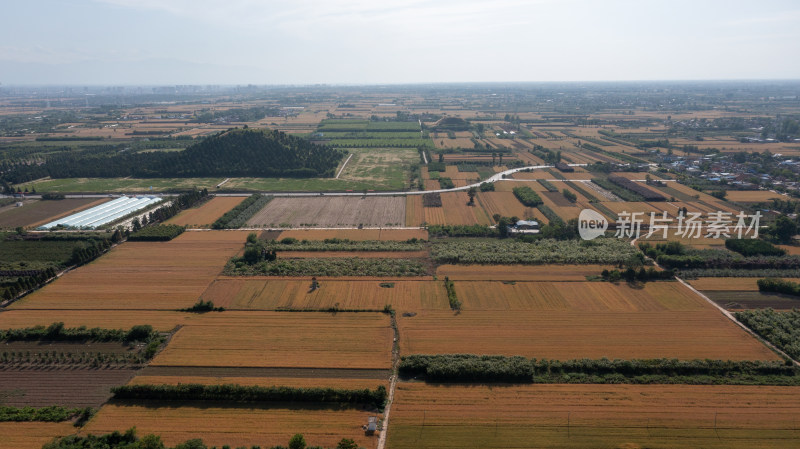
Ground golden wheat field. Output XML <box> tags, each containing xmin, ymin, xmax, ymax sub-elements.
<box><xmin>200</xmin><ymin>278</ymin><xmax>447</xmax><ymax>310</ymax></box>
<box><xmin>165</xmin><ymin>196</ymin><xmax>246</xmax><ymax>227</ymax></box>
<box><xmin>476</xmin><ymin>191</ymin><xmax>538</xmax><ymax>220</ymax></box>
<box><xmin>454</xmin><ymin>281</ymin><xmax>707</xmax><ymax>311</ymax></box>
<box><xmin>0</xmin><ymin>422</ymin><xmax>78</xmax><ymax>449</ymax></box>
<box><xmin>388</xmin><ymin>383</ymin><xmax>800</xmax><ymax>449</ymax></box>
<box><xmin>84</xmin><ymin>404</ymin><xmax>379</xmax><ymax>449</ymax></box>
<box><xmin>150</xmin><ymin>311</ymin><xmax>393</xmax><ymax>369</ymax></box>
<box><xmin>405</xmin><ymin>195</ymin><xmax>424</xmax><ymax>226</ymax></box>
<box><xmin>8</xmin><ymin>231</ymin><xmax>249</xmax><ymax>310</ymax></box>
<box><xmin>423</xmin><ymin>192</ymin><xmax>492</xmax><ymax>225</ymax></box>
<box><xmin>722</xmin><ymin>191</ymin><xmax>784</xmax><ymax>203</ymax></box>
<box><xmin>396</xmin><ymin>307</ymin><xmax>778</xmax><ymax>361</ymax></box>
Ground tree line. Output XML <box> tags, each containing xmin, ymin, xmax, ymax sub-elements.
<box><xmin>0</xmin><ymin>322</ymin><xmax>156</xmax><ymax>343</ymax></box>
<box><xmin>212</xmin><ymin>194</ymin><xmax>272</xmax><ymax>229</ymax></box>
<box><xmin>399</xmin><ymin>354</ymin><xmax>798</xmax><ymax>385</ymax></box>
<box><xmin>1</xmin><ymin>129</ymin><xmax>345</xmax><ymax>181</ymax></box>
<box><xmin>44</xmin><ymin>428</ymin><xmax>360</xmax><ymax>449</ymax></box>
<box><xmin>111</xmin><ymin>384</ymin><xmax>387</xmax><ymax>409</ymax></box>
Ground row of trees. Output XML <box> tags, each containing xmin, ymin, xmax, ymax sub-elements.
<box><xmin>264</xmin><ymin>237</ymin><xmax>424</xmax><ymax>252</ymax></box>
<box><xmin>430</xmin><ymin>238</ymin><xmax>639</xmax><ymax>265</ymax></box>
<box><xmin>725</xmin><ymin>238</ymin><xmax>786</xmax><ymax>257</ymax></box>
<box><xmin>756</xmin><ymin>278</ymin><xmax>800</xmax><ymax>297</ymax></box>
<box><xmin>226</xmin><ymin>257</ymin><xmax>426</xmax><ymax>277</ymax></box>
<box><xmin>44</xmin><ymin>428</ymin><xmax>359</xmax><ymax>449</ymax></box>
<box><xmin>601</xmin><ymin>267</ymin><xmax>675</xmax><ymax>282</ymax></box>
<box><xmin>1</xmin><ymin>267</ymin><xmax>56</xmax><ymax>301</ymax></box>
<box><xmin>212</xmin><ymin>194</ymin><xmax>272</xmax><ymax>229</ymax></box>
<box><xmin>112</xmin><ymin>384</ymin><xmax>387</xmax><ymax>409</ymax></box>
<box><xmin>443</xmin><ymin>276</ymin><xmax>461</xmax><ymax>311</ymax></box>
<box><xmin>0</xmin><ymin>405</ymin><xmax>91</xmax><ymax>424</ymax></box>
<box><xmin>426</xmin><ymin>224</ymin><xmax>498</xmax><ymax>237</ymax></box>
<box><xmin>512</xmin><ymin>186</ymin><xmax>543</xmax><ymax>207</ymax></box>
<box><xmin>128</xmin><ymin>224</ymin><xmax>185</xmax><ymax>241</ymax></box>
<box><xmin>399</xmin><ymin>354</ymin><xmax>798</xmax><ymax>384</ymax></box>
<box><xmin>0</xmin><ymin>322</ymin><xmax>156</xmax><ymax>343</ymax></box>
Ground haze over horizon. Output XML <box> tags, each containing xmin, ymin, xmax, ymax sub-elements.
<box><xmin>1</xmin><ymin>0</ymin><xmax>799</xmax><ymax>86</ymax></box>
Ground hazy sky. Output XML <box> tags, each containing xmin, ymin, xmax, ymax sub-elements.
<box><xmin>1</xmin><ymin>0</ymin><xmax>799</xmax><ymax>85</ymax></box>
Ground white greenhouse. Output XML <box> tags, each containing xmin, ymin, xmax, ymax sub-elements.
<box><xmin>38</xmin><ymin>196</ymin><xmax>162</xmax><ymax>230</ymax></box>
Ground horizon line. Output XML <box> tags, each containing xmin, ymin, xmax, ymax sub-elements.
<box><xmin>3</xmin><ymin>79</ymin><xmax>800</xmax><ymax>89</ymax></box>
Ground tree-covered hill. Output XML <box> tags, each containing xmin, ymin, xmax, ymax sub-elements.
<box><xmin>1</xmin><ymin>129</ymin><xmax>345</xmax><ymax>181</ymax></box>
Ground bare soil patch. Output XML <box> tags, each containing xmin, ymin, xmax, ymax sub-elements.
<box><xmin>247</xmin><ymin>196</ymin><xmax>406</xmax><ymax>227</ymax></box>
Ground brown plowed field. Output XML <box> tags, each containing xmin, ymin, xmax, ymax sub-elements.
<box><xmin>0</xmin><ymin>198</ymin><xmax>110</xmax><ymax>229</ymax></box>
<box><xmin>0</xmin><ymin>422</ymin><xmax>77</xmax><ymax>449</ymax></box>
<box><xmin>166</xmin><ymin>196</ymin><xmax>245</xmax><ymax>227</ymax></box>
<box><xmin>247</xmin><ymin>196</ymin><xmax>406</xmax><ymax>227</ymax></box>
<box><xmin>388</xmin><ymin>383</ymin><xmax>800</xmax><ymax>449</ymax></box>
<box><xmin>0</xmin><ymin>368</ymin><xmax>138</xmax><ymax>407</ymax></box>
<box><xmin>150</xmin><ymin>311</ymin><xmax>393</xmax><ymax>369</ymax></box>
<box><xmin>436</xmin><ymin>264</ymin><xmax>622</xmax><ymax>281</ymax></box>
<box><xmin>703</xmin><ymin>290</ymin><xmax>800</xmax><ymax>311</ymax></box>
<box><xmin>8</xmin><ymin>231</ymin><xmax>248</xmax><ymax>310</ymax></box>
<box><xmin>200</xmin><ymin>278</ymin><xmax>447</xmax><ymax>310</ymax></box>
<box><xmin>85</xmin><ymin>403</ymin><xmax>380</xmax><ymax>449</ymax></box>
<box><xmin>277</xmin><ymin>228</ymin><xmax>427</xmax><ymax>241</ymax></box>
<box><xmin>689</xmin><ymin>277</ymin><xmax>800</xmax><ymax>291</ymax></box>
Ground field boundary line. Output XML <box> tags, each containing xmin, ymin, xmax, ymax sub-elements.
<box><xmin>632</xmin><ymin>237</ymin><xmax>799</xmax><ymax>366</ymax></box>
<box><xmin>676</xmin><ymin>276</ymin><xmax>799</xmax><ymax>366</ymax></box>
<box><xmin>335</xmin><ymin>153</ymin><xmax>354</xmax><ymax>179</ymax></box>
<box><xmin>377</xmin><ymin>312</ymin><xmax>400</xmax><ymax>449</ymax></box>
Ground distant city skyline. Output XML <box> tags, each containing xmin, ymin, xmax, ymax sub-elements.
<box><xmin>1</xmin><ymin>0</ymin><xmax>799</xmax><ymax>85</ymax></box>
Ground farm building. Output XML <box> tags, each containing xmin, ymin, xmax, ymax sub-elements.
<box><xmin>366</xmin><ymin>416</ymin><xmax>377</xmax><ymax>435</ymax></box>
<box><xmin>508</xmin><ymin>219</ymin><xmax>540</xmax><ymax>235</ymax></box>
